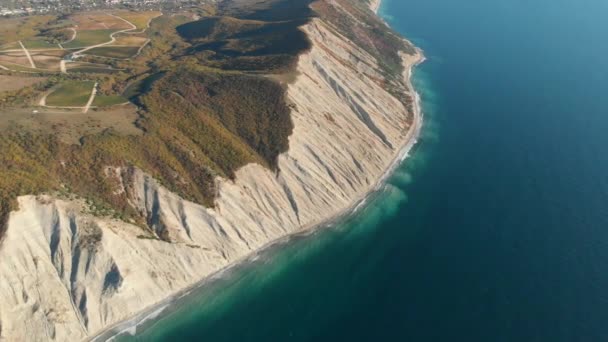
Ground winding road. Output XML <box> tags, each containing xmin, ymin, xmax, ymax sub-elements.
<box><xmin>70</xmin><ymin>14</ymin><xmax>136</xmax><ymax>59</ymax></box>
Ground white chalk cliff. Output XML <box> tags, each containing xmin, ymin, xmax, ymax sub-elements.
<box><xmin>0</xmin><ymin>15</ymin><xmax>423</xmax><ymax>341</ymax></box>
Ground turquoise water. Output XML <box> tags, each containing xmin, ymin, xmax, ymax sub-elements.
<box><xmin>118</xmin><ymin>0</ymin><xmax>608</xmax><ymax>340</ymax></box>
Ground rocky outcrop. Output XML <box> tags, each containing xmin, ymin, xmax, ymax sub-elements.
<box><xmin>0</xmin><ymin>16</ymin><xmax>423</xmax><ymax>341</ymax></box>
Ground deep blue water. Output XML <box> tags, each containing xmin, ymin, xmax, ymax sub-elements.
<box><xmin>120</xmin><ymin>0</ymin><xmax>608</xmax><ymax>340</ymax></box>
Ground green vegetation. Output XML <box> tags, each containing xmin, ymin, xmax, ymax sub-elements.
<box><xmin>22</xmin><ymin>38</ymin><xmax>59</xmax><ymax>49</ymax></box>
<box><xmin>143</xmin><ymin>66</ymin><xmax>293</xmax><ymax>171</ymax></box>
<box><xmin>0</xmin><ymin>15</ymin><xmax>57</xmax><ymax>45</ymax></box>
<box><xmin>177</xmin><ymin>14</ymin><xmax>311</xmax><ymax>73</ymax></box>
<box><xmin>67</xmin><ymin>62</ymin><xmax>117</xmax><ymax>74</ymax></box>
<box><xmin>0</xmin><ymin>76</ymin><xmax>53</xmax><ymax>109</ymax></box>
<box><xmin>0</xmin><ymin>62</ymin><xmax>37</xmax><ymax>73</ymax></box>
<box><xmin>68</xmin><ymin>67</ymin><xmax>116</xmax><ymax>74</ymax></box>
<box><xmin>0</xmin><ymin>42</ymin><xmax>20</xmax><ymax>50</ymax></box>
<box><xmin>45</xmin><ymin>80</ymin><xmax>95</xmax><ymax>107</ymax></box>
<box><xmin>93</xmin><ymin>95</ymin><xmax>127</xmax><ymax>107</ymax></box>
<box><xmin>85</xmin><ymin>46</ymin><xmax>140</xmax><ymax>59</ymax></box>
<box><xmin>63</xmin><ymin>29</ymin><xmax>115</xmax><ymax>49</ymax></box>
<box><xmin>113</xmin><ymin>11</ymin><xmax>162</xmax><ymax>31</ymax></box>
<box><xmin>0</xmin><ymin>0</ymin><xmax>414</xmax><ymax>243</ymax></box>
<box><xmin>0</xmin><ymin>0</ymin><xmax>307</xmax><ymax>240</ymax></box>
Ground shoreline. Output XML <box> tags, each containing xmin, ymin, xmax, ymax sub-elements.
<box><xmin>370</xmin><ymin>0</ymin><xmax>382</xmax><ymax>14</ymax></box>
<box><xmin>89</xmin><ymin>2</ymin><xmax>425</xmax><ymax>340</ymax></box>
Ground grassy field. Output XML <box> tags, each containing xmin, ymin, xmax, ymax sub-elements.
<box><xmin>31</xmin><ymin>55</ymin><xmax>61</xmax><ymax>70</ymax></box>
<box><xmin>68</xmin><ymin>66</ymin><xmax>116</xmax><ymax>74</ymax></box>
<box><xmin>0</xmin><ymin>41</ymin><xmax>21</xmax><ymax>50</ymax></box>
<box><xmin>93</xmin><ymin>95</ymin><xmax>127</xmax><ymax>107</ymax></box>
<box><xmin>113</xmin><ymin>11</ymin><xmax>162</xmax><ymax>30</ymax></box>
<box><xmin>33</xmin><ymin>49</ymin><xmax>69</xmax><ymax>57</ymax></box>
<box><xmin>66</xmin><ymin>61</ymin><xmax>118</xmax><ymax>74</ymax></box>
<box><xmin>22</xmin><ymin>38</ymin><xmax>59</xmax><ymax>50</ymax></box>
<box><xmin>0</xmin><ymin>51</ymin><xmax>31</xmax><ymax>67</ymax></box>
<box><xmin>30</xmin><ymin>49</ymin><xmax>68</xmax><ymax>69</ymax></box>
<box><xmin>45</xmin><ymin>80</ymin><xmax>95</xmax><ymax>106</ymax></box>
<box><xmin>112</xmin><ymin>34</ymin><xmax>148</xmax><ymax>46</ymax></box>
<box><xmin>85</xmin><ymin>46</ymin><xmax>140</xmax><ymax>58</ymax></box>
<box><xmin>63</xmin><ymin>29</ymin><xmax>115</xmax><ymax>48</ymax></box>
<box><xmin>0</xmin><ymin>62</ymin><xmax>39</xmax><ymax>72</ymax></box>
<box><xmin>0</xmin><ymin>75</ymin><xmax>46</xmax><ymax>93</ymax></box>
<box><xmin>70</xmin><ymin>67</ymin><xmax>116</xmax><ymax>74</ymax></box>
<box><xmin>0</xmin><ymin>15</ymin><xmax>57</xmax><ymax>45</ymax></box>
<box><xmin>71</xmin><ymin>13</ymin><xmax>132</xmax><ymax>30</ymax></box>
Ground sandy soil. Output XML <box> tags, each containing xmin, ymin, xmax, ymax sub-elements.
<box><xmin>32</xmin><ymin>49</ymin><xmax>69</xmax><ymax>57</ymax></box>
<box><xmin>0</xmin><ymin>75</ymin><xmax>46</xmax><ymax>92</ymax></box>
<box><xmin>31</xmin><ymin>55</ymin><xmax>61</xmax><ymax>70</ymax></box>
<box><xmin>0</xmin><ymin>54</ymin><xmax>31</xmax><ymax>67</ymax></box>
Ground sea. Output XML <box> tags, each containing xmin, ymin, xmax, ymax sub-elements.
<box><xmin>115</xmin><ymin>0</ymin><xmax>608</xmax><ymax>340</ymax></box>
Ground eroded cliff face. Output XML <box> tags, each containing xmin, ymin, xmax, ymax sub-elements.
<box><xmin>0</xmin><ymin>17</ymin><xmax>422</xmax><ymax>341</ymax></box>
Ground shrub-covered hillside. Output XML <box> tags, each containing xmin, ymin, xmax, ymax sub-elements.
<box><xmin>0</xmin><ymin>0</ymin><xmax>313</xmax><ymax>241</ymax></box>
<box><xmin>0</xmin><ymin>0</ymin><xmax>417</xmax><ymax>242</ymax></box>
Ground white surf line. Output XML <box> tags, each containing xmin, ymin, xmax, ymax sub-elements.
<box><xmin>83</xmin><ymin>82</ymin><xmax>98</xmax><ymax>113</ymax></box>
<box><xmin>18</xmin><ymin>41</ymin><xmax>36</xmax><ymax>68</ymax></box>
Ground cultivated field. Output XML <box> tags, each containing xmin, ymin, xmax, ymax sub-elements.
<box><xmin>63</xmin><ymin>29</ymin><xmax>115</xmax><ymax>49</ymax></box>
<box><xmin>22</xmin><ymin>38</ymin><xmax>59</xmax><ymax>49</ymax></box>
<box><xmin>65</xmin><ymin>61</ymin><xmax>117</xmax><ymax>73</ymax></box>
<box><xmin>111</xmin><ymin>34</ymin><xmax>149</xmax><ymax>46</ymax></box>
<box><xmin>112</xmin><ymin>11</ymin><xmax>162</xmax><ymax>31</ymax></box>
<box><xmin>0</xmin><ymin>75</ymin><xmax>46</xmax><ymax>92</ymax></box>
<box><xmin>92</xmin><ymin>95</ymin><xmax>127</xmax><ymax>107</ymax></box>
<box><xmin>0</xmin><ymin>104</ymin><xmax>141</xmax><ymax>144</ymax></box>
<box><xmin>85</xmin><ymin>46</ymin><xmax>140</xmax><ymax>59</ymax></box>
<box><xmin>32</xmin><ymin>51</ymin><xmax>69</xmax><ymax>69</ymax></box>
<box><xmin>30</xmin><ymin>55</ymin><xmax>61</xmax><ymax>71</ymax></box>
<box><xmin>0</xmin><ymin>10</ymin><xmax>161</xmax><ymax>74</ymax></box>
<box><xmin>0</xmin><ymin>51</ymin><xmax>31</xmax><ymax>68</ymax></box>
<box><xmin>70</xmin><ymin>13</ymin><xmax>132</xmax><ymax>31</ymax></box>
<box><xmin>45</xmin><ymin>80</ymin><xmax>95</xmax><ymax>107</ymax></box>
<box><xmin>0</xmin><ymin>42</ymin><xmax>21</xmax><ymax>50</ymax></box>
<box><xmin>0</xmin><ymin>15</ymin><xmax>56</xmax><ymax>44</ymax></box>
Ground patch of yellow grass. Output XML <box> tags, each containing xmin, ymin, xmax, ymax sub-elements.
<box><xmin>112</xmin><ymin>11</ymin><xmax>162</xmax><ymax>31</ymax></box>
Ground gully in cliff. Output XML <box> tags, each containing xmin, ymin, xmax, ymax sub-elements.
<box><xmin>0</xmin><ymin>0</ymin><xmax>423</xmax><ymax>340</ymax></box>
